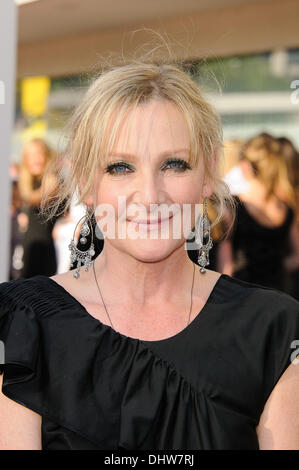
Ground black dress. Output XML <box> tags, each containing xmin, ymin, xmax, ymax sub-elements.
<box><xmin>1</xmin><ymin>272</ymin><xmax>299</xmax><ymax>450</ymax></box>
<box><xmin>21</xmin><ymin>178</ymin><xmax>57</xmax><ymax>278</ymax></box>
<box><xmin>230</xmin><ymin>195</ymin><xmax>294</xmax><ymax>291</ymax></box>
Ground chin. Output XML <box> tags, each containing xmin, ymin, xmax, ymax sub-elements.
<box><xmin>120</xmin><ymin>238</ymin><xmax>183</xmax><ymax>263</ymax></box>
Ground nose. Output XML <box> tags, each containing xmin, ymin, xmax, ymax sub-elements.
<box><xmin>133</xmin><ymin>169</ymin><xmax>166</xmax><ymax>207</ymax></box>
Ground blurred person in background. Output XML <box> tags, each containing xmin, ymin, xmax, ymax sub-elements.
<box><xmin>17</xmin><ymin>138</ymin><xmax>59</xmax><ymax>278</ymax></box>
<box><xmin>277</xmin><ymin>136</ymin><xmax>299</xmax><ymax>299</ymax></box>
<box><xmin>221</xmin><ymin>139</ymin><xmax>250</xmax><ymax>195</ymax></box>
<box><xmin>217</xmin><ymin>133</ymin><xmax>297</xmax><ymax>292</ymax></box>
<box><xmin>9</xmin><ymin>162</ymin><xmax>19</xmax><ymax>182</ymax></box>
<box><xmin>52</xmin><ymin>206</ymin><xmax>74</xmax><ymax>274</ymax></box>
<box><xmin>9</xmin><ymin>163</ymin><xmax>24</xmax><ymax>280</ymax></box>
<box><xmin>214</xmin><ymin>139</ymin><xmax>249</xmax><ymax>274</ymax></box>
<box><xmin>213</xmin><ymin>139</ymin><xmax>249</xmax><ymax>273</ymax></box>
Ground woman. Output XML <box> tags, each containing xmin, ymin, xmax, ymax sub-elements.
<box><xmin>9</xmin><ymin>176</ymin><xmax>23</xmax><ymax>281</ymax></box>
<box><xmin>0</xmin><ymin>63</ymin><xmax>299</xmax><ymax>450</ymax></box>
<box><xmin>17</xmin><ymin>138</ymin><xmax>58</xmax><ymax>278</ymax></box>
<box><xmin>217</xmin><ymin>133</ymin><xmax>298</xmax><ymax>291</ymax></box>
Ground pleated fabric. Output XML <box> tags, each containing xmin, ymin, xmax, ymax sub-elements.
<box><xmin>1</xmin><ymin>273</ymin><xmax>299</xmax><ymax>450</ymax></box>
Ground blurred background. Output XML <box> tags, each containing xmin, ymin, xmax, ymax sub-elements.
<box><xmin>0</xmin><ymin>0</ymin><xmax>298</xmax><ymax>299</ymax></box>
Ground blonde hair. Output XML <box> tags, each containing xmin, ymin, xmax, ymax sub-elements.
<box><xmin>240</xmin><ymin>133</ymin><xmax>296</xmax><ymax>211</ymax></box>
<box><xmin>40</xmin><ymin>61</ymin><xmax>236</xmax><ymax>233</ymax></box>
<box><xmin>18</xmin><ymin>138</ymin><xmax>55</xmax><ymax>206</ymax></box>
<box><xmin>278</xmin><ymin>137</ymin><xmax>299</xmax><ymax>220</ymax></box>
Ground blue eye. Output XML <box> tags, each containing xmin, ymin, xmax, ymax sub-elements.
<box><xmin>168</xmin><ymin>162</ymin><xmax>179</xmax><ymax>168</ymax></box>
<box><xmin>104</xmin><ymin>158</ymin><xmax>191</xmax><ymax>175</ymax></box>
<box><xmin>162</xmin><ymin>159</ymin><xmax>191</xmax><ymax>172</ymax></box>
<box><xmin>105</xmin><ymin>162</ymin><xmax>134</xmax><ymax>174</ymax></box>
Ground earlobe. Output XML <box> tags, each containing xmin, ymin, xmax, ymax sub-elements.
<box><xmin>78</xmin><ymin>177</ymin><xmax>94</xmax><ymax>207</ymax></box>
<box><xmin>202</xmin><ymin>172</ymin><xmax>215</xmax><ymax>198</ymax></box>
<box><xmin>84</xmin><ymin>194</ymin><xmax>94</xmax><ymax>207</ymax></box>
<box><xmin>78</xmin><ymin>188</ymin><xmax>93</xmax><ymax>206</ymax></box>
<box><xmin>204</xmin><ymin>151</ymin><xmax>218</xmax><ymax>197</ymax></box>
<box><xmin>202</xmin><ymin>183</ymin><xmax>214</xmax><ymax>199</ymax></box>
<box><xmin>201</xmin><ymin>151</ymin><xmax>217</xmax><ymax>198</ymax></box>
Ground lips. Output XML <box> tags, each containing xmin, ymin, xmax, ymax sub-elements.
<box><xmin>127</xmin><ymin>215</ymin><xmax>174</xmax><ymax>224</ymax></box>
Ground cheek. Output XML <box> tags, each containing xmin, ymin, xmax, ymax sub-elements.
<box><xmin>95</xmin><ymin>185</ymin><xmax>120</xmax><ymax>211</ymax></box>
<box><xmin>173</xmin><ymin>186</ymin><xmax>200</xmax><ymax>203</ymax></box>
<box><xmin>165</xmin><ymin>176</ymin><xmax>203</xmax><ymax>204</ymax></box>
<box><xmin>94</xmin><ymin>182</ymin><xmax>125</xmax><ymax>227</ymax></box>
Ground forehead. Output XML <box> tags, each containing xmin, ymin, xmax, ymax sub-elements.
<box><xmin>110</xmin><ymin>100</ymin><xmax>190</xmax><ymax>158</ymax></box>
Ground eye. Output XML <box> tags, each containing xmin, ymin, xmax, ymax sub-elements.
<box><xmin>104</xmin><ymin>158</ymin><xmax>191</xmax><ymax>175</ymax></box>
<box><xmin>105</xmin><ymin>161</ymin><xmax>134</xmax><ymax>175</ymax></box>
<box><xmin>162</xmin><ymin>158</ymin><xmax>191</xmax><ymax>172</ymax></box>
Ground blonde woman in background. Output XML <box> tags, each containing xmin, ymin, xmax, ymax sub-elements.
<box><xmin>212</xmin><ymin>139</ymin><xmax>248</xmax><ymax>272</ymax></box>
<box><xmin>207</xmin><ymin>139</ymin><xmax>249</xmax><ymax>274</ymax></box>
<box><xmin>9</xmin><ymin>164</ymin><xmax>23</xmax><ymax>281</ymax></box>
<box><xmin>218</xmin><ymin>133</ymin><xmax>298</xmax><ymax>291</ymax></box>
<box><xmin>17</xmin><ymin>138</ymin><xmax>59</xmax><ymax>278</ymax></box>
<box><xmin>0</xmin><ymin>63</ymin><xmax>299</xmax><ymax>450</ymax></box>
<box><xmin>221</xmin><ymin>139</ymin><xmax>250</xmax><ymax>195</ymax></box>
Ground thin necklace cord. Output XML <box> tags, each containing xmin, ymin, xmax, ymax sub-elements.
<box><xmin>92</xmin><ymin>260</ymin><xmax>196</xmax><ymax>332</ymax></box>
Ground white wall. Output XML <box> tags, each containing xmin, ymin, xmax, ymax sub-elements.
<box><xmin>0</xmin><ymin>0</ymin><xmax>17</xmax><ymax>282</ymax></box>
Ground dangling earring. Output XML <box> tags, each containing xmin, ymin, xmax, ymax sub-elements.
<box><xmin>69</xmin><ymin>206</ymin><xmax>95</xmax><ymax>279</ymax></box>
<box><xmin>194</xmin><ymin>197</ymin><xmax>213</xmax><ymax>274</ymax></box>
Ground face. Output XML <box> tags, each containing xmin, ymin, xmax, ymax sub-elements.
<box><xmin>92</xmin><ymin>99</ymin><xmax>211</xmax><ymax>262</ymax></box>
<box><xmin>24</xmin><ymin>142</ymin><xmax>47</xmax><ymax>176</ymax></box>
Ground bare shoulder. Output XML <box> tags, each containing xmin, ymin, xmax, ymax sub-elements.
<box><xmin>50</xmin><ymin>270</ymin><xmax>78</xmax><ymax>292</ymax></box>
<box><xmin>0</xmin><ymin>374</ymin><xmax>42</xmax><ymax>450</ymax></box>
<box><xmin>50</xmin><ymin>269</ymin><xmax>90</xmax><ymax>303</ymax></box>
<box><xmin>50</xmin><ymin>270</ymin><xmax>73</xmax><ymax>286</ymax></box>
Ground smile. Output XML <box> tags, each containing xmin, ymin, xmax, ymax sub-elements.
<box><xmin>126</xmin><ymin>215</ymin><xmax>174</xmax><ymax>230</ymax></box>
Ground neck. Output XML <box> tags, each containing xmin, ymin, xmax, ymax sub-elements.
<box><xmin>92</xmin><ymin>241</ymin><xmax>196</xmax><ymax>308</ymax></box>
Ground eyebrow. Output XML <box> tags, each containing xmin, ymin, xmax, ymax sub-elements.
<box><xmin>108</xmin><ymin>149</ymin><xmax>190</xmax><ymax>160</ymax></box>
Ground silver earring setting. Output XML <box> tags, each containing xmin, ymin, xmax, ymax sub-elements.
<box><xmin>194</xmin><ymin>197</ymin><xmax>213</xmax><ymax>274</ymax></box>
<box><xmin>69</xmin><ymin>207</ymin><xmax>95</xmax><ymax>279</ymax></box>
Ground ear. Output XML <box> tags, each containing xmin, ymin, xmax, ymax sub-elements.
<box><xmin>78</xmin><ymin>178</ymin><xmax>94</xmax><ymax>207</ymax></box>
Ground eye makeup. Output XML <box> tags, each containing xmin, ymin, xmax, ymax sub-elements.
<box><xmin>104</xmin><ymin>158</ymin><xmax>192</xmax><ymax>175</ymax></box>
<box><xmin>104</xmin><ymin>161</ymin><xmax>135</xmax><ymax>174</ymax></box>
<box><xmin>161</xmin><ymin>158</ymin><xmax>192</xmax><ymax>172</ymax></box>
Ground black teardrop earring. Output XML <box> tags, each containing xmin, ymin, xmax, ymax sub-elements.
<box><xmin>194</xmin><ymin>197</ymin><xmax>213</xmax><ymax>274</ymax></box>
<box><xmin>69</xmin><ymin>206</ymin><xmax>95</xmax><ymax>279</ymax></box>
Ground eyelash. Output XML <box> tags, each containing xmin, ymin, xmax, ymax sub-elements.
<box><xmin>105</xmin><ymin>158</ymin><xmax>191</xmax><ymax>175</ymax></box>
